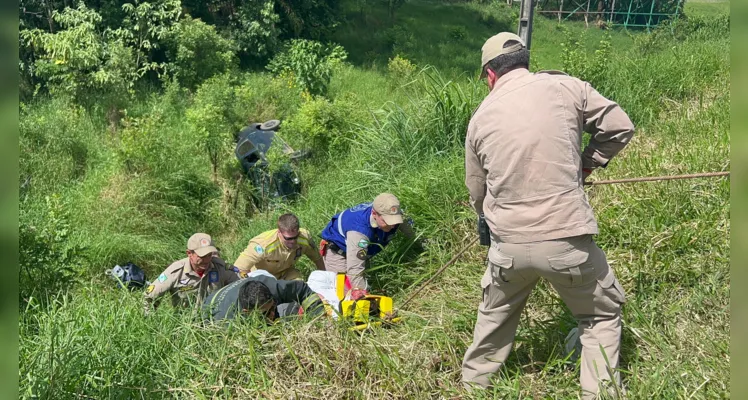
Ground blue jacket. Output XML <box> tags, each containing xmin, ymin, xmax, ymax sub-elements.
<box><xmin>321</xmin><ymin>203</ymin><xmax>400</xmax><ymax>257</ymax></box>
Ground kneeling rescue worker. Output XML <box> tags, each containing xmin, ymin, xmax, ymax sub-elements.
<box><xmin>144</xmin><ymin>233</ymin><xmax>239</xmax><ymax>314</ymax></box>
<box><xmin>319</xmin><ymin>193</ymin><xmax>417</xmax><ymax>293</ymax></box>
<box><xmin>233</xmin><ymin>213</ymin><xmax>325</xmax><ymax>280</ymax></box>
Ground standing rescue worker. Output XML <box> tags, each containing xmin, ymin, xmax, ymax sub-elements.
<box><xmin>320</xmin><ymin>193</ymin><xmax>417</xmax><ymax>291</ymax></box>
<box><xmin>144</xmin><ymin>233</ymin><xmax>239</xmax><ymax>314</ymax></box>
<box><xmin>233</xmin><ymin>214</ymin><xmax>325</xmax><ymax>281</ymax></box>
<box><xmin>461</xmin><ymin>32</ymin><xmax>635</xmax><ymax>399</ymax></box>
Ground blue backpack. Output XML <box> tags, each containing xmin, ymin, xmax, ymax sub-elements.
<box><xmin>106</xmin><ymin>262</ymin><xmax>147</xmax><ymax>290</ymax></box>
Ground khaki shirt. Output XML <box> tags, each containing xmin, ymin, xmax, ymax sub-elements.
<box><xmin>143</xmin><ymin>257</ymin><xmax>239</xmax><ymax>314</ymax></box>
<box><xmin>233</xmin><ymin>228</ymin><xmax>324</xmax><ymax>279</ymax></box>
<box><xmin>465</xmin><ymin>68</ymin><xmax>634</xmax><ymax>243</ymax></box>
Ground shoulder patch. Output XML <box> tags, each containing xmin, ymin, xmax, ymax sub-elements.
<box><xmin>356</xmin><ymin>249</ymin><xmax>368</xmax><ymax>260</ymax></box>
<box><xmin>158</xmin><ymin>273</ymin><xmax>167</xmax><ymax>282</ymax></box>
<box><xmin>358</xmin><ymin>239</ymin><xmax>369</xmax><ymax>248</ymax></box>
<box><xmin>255</xmin><ymin>244</ymin><xmax>264</xmax><ymax>255</ymax></box>
<box><xmin>146</xmin><ymin>284</ymin><xmax>155</xmax><ymax>294</ymax></box>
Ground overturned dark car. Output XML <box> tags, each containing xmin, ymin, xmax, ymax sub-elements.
<box><xmin>235</xmin><ymin>120</ymin><xmax>308</xmax><ymax>204</ymax></box>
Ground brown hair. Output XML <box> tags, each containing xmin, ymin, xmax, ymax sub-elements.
<box><xmin>277</xmin><ymin>213</ymin><xmax>300</xmax><ymax>232</ymax></box>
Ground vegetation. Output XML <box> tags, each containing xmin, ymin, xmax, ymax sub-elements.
<box><xmin>19</xmin><ymin>0</ymin><xmax>729</xmax><ymax>398</ymax></box>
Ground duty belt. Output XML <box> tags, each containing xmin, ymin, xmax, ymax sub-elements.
<box><xmin>327</xmin><ymin>242</ymin><xmax>346</xmax><ymax>257</ymax></box>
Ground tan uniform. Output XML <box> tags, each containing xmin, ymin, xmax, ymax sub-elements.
<box><xmin>465</xmin><ymin>68</ymin><xmax>635</xmax><ymax>243</ymax></box>
<box><xmin>233</xmin><ymin>228</ymin><xmax>324</xmax><ymax>280</ymax></box>
<box><xmin>144</xmin><ymin>257</ymin><xmax>239</xmax><ymax>314</ymax></box>
<box><xmin>462</xmin><ymin>68</ymin><xmax>634</xmax><ymax>398</ymax></box>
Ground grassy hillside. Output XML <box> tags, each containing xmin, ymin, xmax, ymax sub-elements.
<box><xmin>19</xmin><ymin>0</ymin><xmax>730</xmax><ymax>398</ymax></box>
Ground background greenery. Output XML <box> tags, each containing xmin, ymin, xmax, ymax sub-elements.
<box><xmin>18</xmin><ymin>0</ymin><xmax>730</xmax><ymax>398</ymax></box>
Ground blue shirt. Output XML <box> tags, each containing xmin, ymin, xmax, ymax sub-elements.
<box><xmin>320</xmin><ymin>203</ymin><xmax>400</xmax><ymax>257</ymax></box>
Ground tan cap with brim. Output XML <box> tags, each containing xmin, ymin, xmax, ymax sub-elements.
<box><xmin>373</xmin><ymin>193</ymin><xmax>404</xmax><ymax>225</ymax></box>
<box><xmin>188</xmin><ymin>233</ymin><xmax>219</xmax><ymax>257</ymax></box>
<box><xmin>480</xmin><ymin>32</ymin><xmax>526</xmax><ymax>78</ymax></box>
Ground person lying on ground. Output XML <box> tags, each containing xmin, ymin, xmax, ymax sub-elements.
<box><xmin>202</xmin><ymin>270</ymin><xmax>325</xmax><ymax>322</ymax></box>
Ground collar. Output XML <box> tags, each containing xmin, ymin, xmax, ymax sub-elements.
<box><xmin>491</xmin><ymin>68</ymin><xmax>530</xmax><ymax>92</ymax></box>
<box><xmin>183</xmin><ymin>257</ymin><xmax>214</xmax><ymax>278</ymax></box>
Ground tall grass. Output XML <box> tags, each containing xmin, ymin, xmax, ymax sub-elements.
<box><xmin>19</xmin><ymin>1</ymin><xmax>729</xmax><ymax>398</ymax></box>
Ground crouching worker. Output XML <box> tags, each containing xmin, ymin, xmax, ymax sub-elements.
<box><xmin>202</xmin><ymin>271</ymin><xmax>326</xmax><ymax>322</ymax></box>
<box><xmin>233</xmin><ymin>213</ymin><xmax>325</xmax><ymax>281</ymax></box>
<box><xmin>320</xmin><ymin>193</ymin><xmax>419</xmax><ymax>293</ymax></box>
<box><xmin>144</xmin><ymin>233</ymin><xmax>239</xmax><ymax>315</ymax></box>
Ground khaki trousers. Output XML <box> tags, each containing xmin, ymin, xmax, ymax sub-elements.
<box><xmin>461</xmin><ymin>235</ymin><xmax>626</xmax><ymax>399</ymax></box>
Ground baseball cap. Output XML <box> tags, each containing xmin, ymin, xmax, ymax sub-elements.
<box><xmin>187</xmin><ymin>233</ymin><xmax>218</xmax><ymax>257</ymax></box>
<box><xmin>480</xmin><ymin>32</ymin><xmax>526</xmax><ymax>78</ymax></box>
<box><xmin>373</xmin><ymin>193</ymin><xmax>404</xmax><ymax>226</ymax></box>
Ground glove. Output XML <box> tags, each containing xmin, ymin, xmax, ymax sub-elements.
<box><xmin>349</xmin><ymin>288</ymin><xmax>368</xmax><ymax>300</ymax></box>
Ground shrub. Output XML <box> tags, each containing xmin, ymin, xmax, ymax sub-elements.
<box><xmin>186</xmin><ymin>74</ymin><xmax>240</xmax><ymax>179</ymax></box>
<box><xmin>164</xmin><ymin>16</ymin><xmax>238</xmax><ymax>90</ymax></box>
<box><xmin>282</xmin><ymin>94</ymin><xmax>363</xmax><ymax>155</ymax></box>
<box><xmin>20</xmin><ymin>195</ymin><xmax>84</xmax><ymax>304</ymax></box>
<box><xmin>388</xmin><ymin>54</ymin><xmax>417</xmax><ymax>83</ymax></box>
<box><xmin>228</xmin><ymin>0</ymin><xmax>280</xmax><ymax>60</ymax></box>
<box><xmin>267</xmin><ymin>39</ymin><xmax>347</xmax><ymax>97</ymax></box>
<box><xmin>560</xmin><ymin>28</ymin><xmax>612</xmax><ymax>88</ymax></box>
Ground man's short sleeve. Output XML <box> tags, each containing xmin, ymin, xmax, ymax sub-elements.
<box><xmin>233</xmin><ymin>240</ymin><xmax>266</xmax><ymax>276</ymax></box>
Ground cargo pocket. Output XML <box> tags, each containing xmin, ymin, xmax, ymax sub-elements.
<box><xmin>547</xmin><ymin>248</ymin><xmax>590</xmax><ymax>288</ymax></box>
<box><xmin>480</xmin><ymin>266</ymin><xmax>491</xmax><ymax>304</ymax></box>
<box><xmin>488</xmin><ymin>246</ymin><xmax>520</xmax><ymax>284</ymax></box>
<box><xmin>598</xmin><ymin>270</ymin><xmax>626</xmax><ymax>304</ymax></box>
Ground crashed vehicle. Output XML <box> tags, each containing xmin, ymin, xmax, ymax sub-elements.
<box><xmin>235</xmin><ymin>120</ymin><xmax>308</xmax><ymax>203</ymax></box>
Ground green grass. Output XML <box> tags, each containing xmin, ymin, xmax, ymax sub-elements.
<box><xmin>19</xmin><ymin>0</ymin><xmax>730</xmax><ymax>398</ymax></box>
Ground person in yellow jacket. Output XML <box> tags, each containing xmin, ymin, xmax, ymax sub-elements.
<box><xmin>234</xmin><ymin>213</ymin><xmax>325</xmax><ymax>280</ymax></box>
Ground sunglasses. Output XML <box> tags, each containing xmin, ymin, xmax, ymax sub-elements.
<box><xmin>281</xmin><ymin>233</ymin><xmax>299</xmax><ymax>241</ymax></box>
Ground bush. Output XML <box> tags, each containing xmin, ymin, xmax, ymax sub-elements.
<box><xmin>164</xmin><ymin>16</ymin><xmax>238</xmax><ymax>90</ymax></box>
<box><xmin>560</xmin><ymin>28</ymin><xmax>612</xmax><ymax>89</ymax></box>
<box><xmin>387</xmin><ymin>54</ymin><xmax>417</xmax><ymax>85</ymax></box>
<box><xmin>267</xmin><ymin>39</ymin><xmax>347</xmax><ymax>97</ymax></box>
<box><xmin>20</xmin><ymin>195</ymin><xmax>84</xmax><ymax>304</ymax></box>
<box><xmin>448</xmin><ymin>26</ymin><xmax>468</xmax><ymax>41</ymax></box>
<box><xmin>186</xmin><ymin>74</ymin><xmax>241</xmax><ymax>179</ymax></box>
<box><xmin>282</xmin><ymin>94</ymin><xmax>363</xmax><ymax>155</ymax></box>
<box><xmin>228</xmin><ymin>0</ymin><xmax>281</xmax><ymax>60</ymax></box>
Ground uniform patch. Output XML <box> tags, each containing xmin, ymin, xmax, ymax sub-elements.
<box><xmin>209</xmin><ymin>270</ymin><xmax>219</xmax><ymax>283</ymax></box>
<box><xmin>356</xmin><ymin>249</ymin><xmax>368</xmax><ymax>260</ymax></box>
<box><xmin>145</xmin><ymin>284</ymin><xmax>155</xmax><ymax>294</ymax></box>
<box><xmin>357</xmin><ymin>239</ymin><xmax>369</xmax><ymax>248</ymax></box>
<box><xmin>390</xmin><ymin>206</ymin><xmax>399</xmax><ymax>213</ymax></box>
<box><xmin>179</xmin><ymin>278</ymin><xmax>191</xmax><ymax>285</ymax></box>
<box><xmin>158</xmin><ymin>273</ymin><xmax>167</xmax><ymax>282</ymax></box>
<box><xmin>200</xmin><ymin>238</ymin><xmax>210</xmax><ymax>247</ymax></box>
<box><xmin>255</xmin><ymin>245</ymin><xmax>264</xmax><ymax>255</ymax></box>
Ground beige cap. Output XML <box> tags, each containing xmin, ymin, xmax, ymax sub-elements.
<box><xmin>480</xmin><ymin>32</ymin><xmax>526</xmax><ymax>78</ymax></box>
<box><xmin>187</xmin><ymin>233</ymin><xmax>218</xmax><ymax>257</ymax></box>
<box><xmin>373</xmin><ymin>193</ymin><xmax>404</xmax><ymax>225</ymax></box>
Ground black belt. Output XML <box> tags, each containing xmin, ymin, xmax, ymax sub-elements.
<box><xmin>327</xmin><ymin>242</ymin><xmax>346</xmax><ymax>256</ymax></box>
